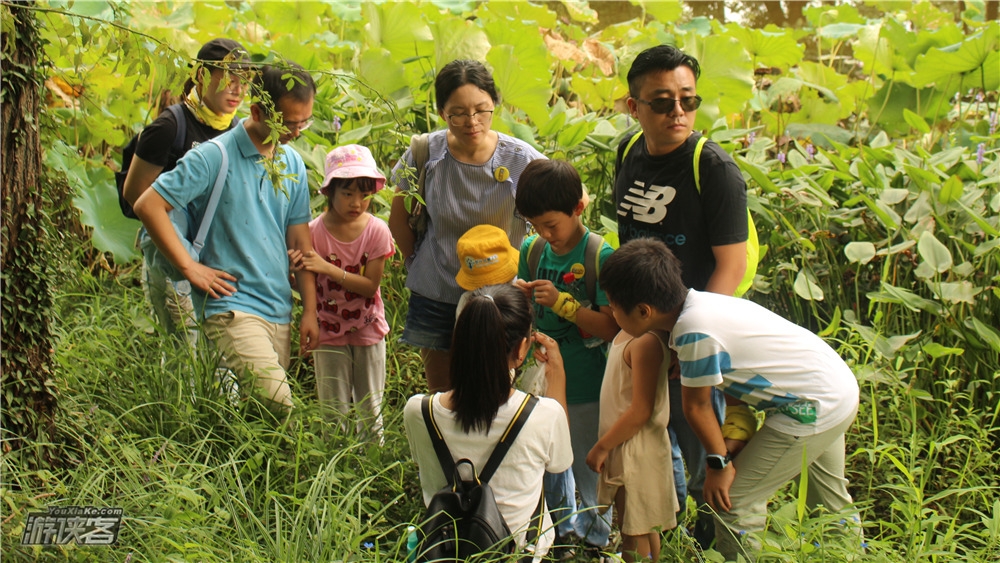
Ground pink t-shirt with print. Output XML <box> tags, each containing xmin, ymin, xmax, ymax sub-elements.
<box><xmin>310</xmin><ymin>214</ymin><xmax>395</xmax><ymax>347</ymax></box>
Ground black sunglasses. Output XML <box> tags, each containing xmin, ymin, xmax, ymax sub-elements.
<box><xmin>636</xmin><ymin>95</ymin><xmax>703</xmax><ymax>114</ymax></box>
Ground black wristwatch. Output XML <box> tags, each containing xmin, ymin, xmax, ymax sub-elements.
<box><xmin>706</xmin><ymin>453</ymin><xmax>731</xmax><ymax>470</ymax></box>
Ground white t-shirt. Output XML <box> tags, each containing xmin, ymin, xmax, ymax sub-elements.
<box><xmin>404</xmin><ymin>390</ymin><xmax>572</xmax><ymax>556</ymax></box>
<box><xmin>672</xmin><ymin>290</ymin><xmax>859</xmax><ymax>435</ymax></box>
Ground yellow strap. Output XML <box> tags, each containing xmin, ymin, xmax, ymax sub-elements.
<box><xmin>693</xmin><ymin>135</ymin><xmax>707</xmax><ymax>193</ymax></box>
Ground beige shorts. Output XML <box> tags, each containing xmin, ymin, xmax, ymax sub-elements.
<box><xmin>204</xmin><ymin>310</ymin><xmax>292</xmax><ymax>409</ymax></box>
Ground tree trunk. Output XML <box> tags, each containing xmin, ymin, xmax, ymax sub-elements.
<box><xmin>1</xmin><ymin>1</ymin><xmax>60</xmax><ymax>466</ymax></box>
<box><xmin>763</xmin><ymin>1</ymin><xmax>787</xmax><ymax>26</ymax></box>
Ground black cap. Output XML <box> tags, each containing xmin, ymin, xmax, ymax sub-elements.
<box><xmin>195</xmin><ymin>38</ymin><xmax>251</xmax><ymax>70</ymax></box>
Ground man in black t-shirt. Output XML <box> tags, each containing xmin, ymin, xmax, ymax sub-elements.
<box><xmin>614</xmin><ymin>44</ymin><xmax>749</xmax><ymax>550</ymax></box>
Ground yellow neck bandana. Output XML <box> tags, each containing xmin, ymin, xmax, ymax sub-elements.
<box><xmin>184</xmin><ymin>86</ymin><xmax>238</xmax><ymax>131</ymax></box>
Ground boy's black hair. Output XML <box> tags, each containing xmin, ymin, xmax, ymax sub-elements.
<box><xmin>627</xmin><ymin>45</ymin><xmax>701</xmax><ymax>97</ymax></box>
<box><xmin>253</xmin><ymin>62</ymin><xmax>316</xmax><ymax>109</ymax></box>
<box><xmin>450</xmin><ymin>284</ymin><xmax>533</xmax><ymax>434</ymax></box>
<box><xmin>435</xmin><ymin>59</ymin><xmax>500</xmax><ymax>112</ymax></box>
<box><xmin>600</xmin><ymin>238</ymin><xmax>687</xmax><ymax>314</ymax></box>
<box><xmin>515</xmin><ymin>159</ymin><xmax>582</xmax><ymax>219</ymax></box>
<box><xmin>321</xmin><ymin>176</ymin><xmax>377</xmax><ymax>198</ymax></box>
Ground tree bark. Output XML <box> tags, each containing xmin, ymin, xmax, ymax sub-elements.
<box><xmin>1</xmin><ymin>0</ymin><xmax>60</xmax><ymax>466</ymax></box>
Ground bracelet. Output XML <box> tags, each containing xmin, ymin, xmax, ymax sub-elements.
<box><xmin>341</xmin><ymin>269</ymin><xmax>348</xmax><ymax>283</ymax></box>
<box><xmin>552</xmin><ymin>292</ymin><xmax>581</xmax><ymax>323</ymax></box>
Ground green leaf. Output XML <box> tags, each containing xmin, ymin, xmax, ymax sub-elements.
<box><xmin>876</xmin><ymin>331</ymin><xmax>922</xmax><ymax>359</ymax></box>
<box><xmin>357</xmin><ymin>48</ymin><xmax>409</xmax><ymax>102</ymax></box>
<box><xmin>337</xmin><ymin>124</ymin><xmax>373</xmax><ymax>145</ymax></box>
<box><xmin>938</xmin><ymin>174</ymin><xmax>964</xmax><ymax>204</ymax></box>
<box><xmin>929</xmin><ymin>281</ymin><xmax>981</xmax><ymax>305</ymax></box>
<box><xmin>965</xmin><ymin>317</ymin><xmax>1000</xmax><ymax>352</ymax></box>
<box><xmin>817</xmin><ymin>306</ymin><xmax>842</xmax><ymax>338</ymax></box>
<box><xmin>486</xmin><ymin>44</ymin><xmax>552</xmax><ymax>125</ymax></box>
<box><xmin>73</xmin><ymin>177</ymin><xmax>141</xmax><ymax>263</ymax></box>
<box><xmin>903</xmin><ymin>108</ymin><xmax>931</xmax><ymax>134</ymax></box>
<box><xmin>556</xmin><ymin>119</ymin><xmax>595</xmax><ymax>149</ymax></box>
<box><xmin>431</xmin><ymin>17</ymin><xmax>491</xmax><ymax>69</ymax></box>
<box><xmin>917</xmin><ymin>231</ymin><xmax>953</xmax><ymax>273</ymax></box>
<box><xmin>818</xmin><ymin>23</ymin><xmax>866</xmax><ymax>40</ymax></box>
<box><xmin>913</xmin><ymin>22</ymin><xmax>1000</xmax><ymax>92</ymax></box>
<box><xmin>630</xmin><ymin>0</ymin><xmax>683</xmax><ymax>24</ymax></box>
<box><xmin>730</xmin><ymin>26</ymin><xmax>804</xmax><ymax>70</ymax></box>
<box><xmin>956</xmin><ymin>200</ymin><xmax>1000</xmax><ymax>237</ymax></box>
<box><xmin>736</xmin><ymin>157</ymin><xmax>780</xmax><ymax>194</ymax></box>
<box><xmin>793</xmin><ymin>269</ymin><xmax>824</xmax><ymax>301</ymax></box>
<box><xmin>844</xmin><ymin>241</ymin><xmax>876</xmax><ymax>264</ymax></box>
<box><xmin>867</xmin><ymin>284</ymin><xmax>945</xmax><ymax>315</ymax></box>
<box><xmin>561</xmin><ymin>0</ymin><xmax>598</xmax><ymax>24</ymax></box>
<box><xmin>684</xmin><ymin>34</ymin><xmax>754</xmax><ymax>129</ymax></box>
<box><xmin>363</xmin><ymin>2</ymin><xmax>434</xmax><ymax>59</ymax></box>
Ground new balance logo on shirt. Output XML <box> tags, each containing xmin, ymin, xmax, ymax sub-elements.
<box><xmin>617</xmin><ymin>180</ymin><xmax>677</xmax><ymax>224</ymax></box>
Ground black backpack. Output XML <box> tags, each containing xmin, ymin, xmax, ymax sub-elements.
<box><xmin>415</xmin><ymin>393</ymin><xmax>539</xmax><ymax>561</ymax></box>
<box><xmin>115</xmin><ymin>104</ymin><xmax>187</xmax><ymax>219</ymax></box>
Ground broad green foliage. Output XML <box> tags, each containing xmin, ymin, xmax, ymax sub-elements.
<box><xmin>31</xmin><ymin>0</ymin><xmax>994</xmax><ymax>262</ymax></box>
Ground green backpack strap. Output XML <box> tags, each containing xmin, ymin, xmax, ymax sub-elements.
<box><xmin>691</xmin><ymin>135</ymin><xmax>758</xmax><ymax>297</ymax></box>
<box><xmin>526</xmin><ymin>235</ymin><xmax>544</xmax><ymax>282</ymax></box>
<box><xmin>693</xmin><ymin>135</ymin><xmax>707</xmax><ymax>193</ymax></box>
<box><xmin>583</xmin><ymin>231</ymin><xmax>603</xmax><ymax>309</ymax></box>
<box><xmin>618</xmin><ymin>130</ymin><xmax>644</xmax><ymax>168</ymax></box>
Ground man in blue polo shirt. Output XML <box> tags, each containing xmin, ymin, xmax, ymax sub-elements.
<box><xmin>134</xmin><ymin>62</ymin><xmax>319</xmax><ymax>414</ymax></box>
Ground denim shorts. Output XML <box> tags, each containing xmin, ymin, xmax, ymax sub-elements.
<box><xmin>399</xmin><ymin>293</ymin><xmax>457</xmax><ymax>351</ymax></box>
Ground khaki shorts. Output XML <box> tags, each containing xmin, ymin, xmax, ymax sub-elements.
<box><xmin>204</xmin><ymin>311</ymin><xmax>292</xmax><ymax>409</ymax></box>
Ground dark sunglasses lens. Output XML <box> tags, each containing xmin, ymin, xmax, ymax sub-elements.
<box><xmin>649</xmin><ymin>96</ymin><xmax>701</xmax><ymax>113</ymax></box>
<box><xmin>649</xmin><ymin>99</ymin><xmax>675</xmax><ymax>113</ymax></box>
<box><xmin>681</xmin><ymin>96</ymin><xmax>702</xmax><ymax>111</ymax></box>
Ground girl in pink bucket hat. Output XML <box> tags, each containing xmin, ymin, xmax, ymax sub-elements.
<box><xmin>296</xmin><ymin>144</ymin><xmax>395</xmax><ymax>441</ymax></box>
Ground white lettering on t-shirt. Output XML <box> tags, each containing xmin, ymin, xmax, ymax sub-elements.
<box><xmin>617</xmin><ymin>180</ymin><xmax>676</xmax><ymax>224</ymax></box>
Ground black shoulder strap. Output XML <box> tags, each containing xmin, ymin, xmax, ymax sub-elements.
<box><xmin>421</xmin><ymin>394</ymin><xmax>456</xmax><ymax>486</ymax></box>
<box><xmin>479</xmin><ymin>394</ymin><xmax>539</xmax><ymax>484</ymax></box>
<box><xmin>166</xmin><ymin>104</ymin><xmax>186</xmax><ymax>159</ymax></box>
<box><xmin>583</xmin><ymin>232</ymin><xmax>603</xmax><ymax>309</ymax></box>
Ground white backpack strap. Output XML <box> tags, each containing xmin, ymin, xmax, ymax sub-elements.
<box><xmin>191</xmin><ymin>139</ymin><xmax>228</xmax><ymax>255</ymax></box>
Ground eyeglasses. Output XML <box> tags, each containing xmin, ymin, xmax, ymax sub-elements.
<box><xmin>446</xmin><ymin>110</ymin><xmax>494</xmax><ymax>126</ymax></box>
<box><xmin>222</xmin><ymin>77</ymin><xmax>247</xmax><ymax>93</ymax></box>
<box><xmin>282</xmin><ymin>116</ymin><xmax>314</xmax><ymax>132</ymax></box>
<box><xmin>635</xmin><ymin>95</ymin><xmax>702</xmax><ymax>114</ymax></box>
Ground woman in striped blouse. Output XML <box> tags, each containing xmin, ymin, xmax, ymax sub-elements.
<box><xmin>389</xmin><ymin>59</ymin><xmax>545</xmax><ymax>393</ymax></box>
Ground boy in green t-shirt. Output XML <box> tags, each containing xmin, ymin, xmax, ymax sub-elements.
<box><xmin>515</xmin><ymin>159</ymin><xmax>620</xmax><ymax>554</ymax></box>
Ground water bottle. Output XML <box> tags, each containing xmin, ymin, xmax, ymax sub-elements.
<box><xmin>406</xmin><ymin>525</ymin><xmax>418</xmax><ymax>562</ymax></box>
<box><xmin>561</xmin><ymin>272</ymin><xmax>605</xmax><ymax>348</ymax></box>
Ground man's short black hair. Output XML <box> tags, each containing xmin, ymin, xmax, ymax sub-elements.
<box><xmin>627</xmin><ymin>45</ymin><xmax>701</xmax><ymax>97</ymax></box>
<box><xmin>600</xmin><ymin>238</ymin><xmax>687</xmax><ymax>314</ymax></box>
<box><xmin>515</xmin><ymin>159</ymin><xmax>582</xmax><ymax>219</ymax></box>
<box><xmin>254</xmin><ymin>61</ymin><xmax>316</xmax><ymax>109</ymax></box>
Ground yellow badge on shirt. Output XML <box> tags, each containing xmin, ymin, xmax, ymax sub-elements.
<box><xmin>569</xmin><ymin>263</ymin><xmax>585</xmax><ymax>280</ymax></box>
<box><xmin>494</xmin><ymin>166</ymin><xmax>510</xmax><ymax>182</ymax></box>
